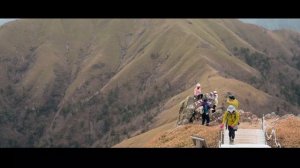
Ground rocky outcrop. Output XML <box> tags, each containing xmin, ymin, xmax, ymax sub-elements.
<box><xmin>177</xmin><ymin>96</ymin><xmax>196</xmax><ymax>125</ymax></box>
<box><xmin>264</xmin><ymin>112</ymin><xmax>279</xmax><ymax>119</ymax></box>
<box><xmin>177</xmin><ymin>96</ymin><xmax>222</xmax><ymax>125</ymax></box>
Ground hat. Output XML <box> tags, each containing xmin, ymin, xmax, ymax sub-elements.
<box><xmin>213</xmin><ymin>91</ymin><xmax>217</xmax><ymax>94</ymax></box>
<box><xmin>229</xmin><ymin>95</ymin><xmax>235</xmax><ymax>99</ymax></box>
<box><xmin>227</xmin><ymin>105</ymin><xmax>236</xmax><ymax>113</ymax></box>
<box><xmin>196</xmin><ymin>83</ymin><xmax>201</xmax><ymax>87</ymax></box>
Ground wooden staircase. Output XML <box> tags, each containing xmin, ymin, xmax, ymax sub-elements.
<box><xmin>220</xmin><ymin>129</ymin><xmax>270</xmax><ymax>148</ymax></box>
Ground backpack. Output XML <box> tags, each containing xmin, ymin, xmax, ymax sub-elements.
<box><xmin>202</xmin><ymin>103</ymin><xmax>210</xmax><ymax>114</ymax></box>
<box><xmin>226</xmin><ymin>112</ymin><xmax>239</xmax><ymax>130</ymax></box>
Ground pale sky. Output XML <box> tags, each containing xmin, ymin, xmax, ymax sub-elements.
<box><xmin>0</xmin><ymin>19</ymin><xmax>16</xmax><ymax>26</ymax></box>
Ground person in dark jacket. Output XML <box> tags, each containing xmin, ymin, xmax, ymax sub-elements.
<box><xmin>201</xmin><ymin>98</ymin><xmax>211</xmax><ymax>126</ymax></box>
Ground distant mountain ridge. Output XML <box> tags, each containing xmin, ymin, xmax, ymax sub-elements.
<box><xmin>240</xmin><ymin>19</ymin><xmax>300</xmax><ymax>32</ymax></box>
<box><xmin>0</xmin><ymin>19</ymin><xmax>15</xmax><ymax>26</ymax></box>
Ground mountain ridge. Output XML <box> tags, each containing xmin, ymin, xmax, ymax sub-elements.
<box><xmin>240</xmin><ymin>19</ymin><xmax>300</xmax><ymax>32</ymax></box>
<box><xmin>0</xmin><ymin>19</ymin><xmax>299</xmax><ymax>147</ymax></box>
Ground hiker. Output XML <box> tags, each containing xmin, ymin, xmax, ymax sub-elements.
<box><xmin>206</xmin><ymin>92</ymin><xmax>212</xmax><ymax>103</ymax></box>
<box><xmin>194</xmin><ymin>83</ymin><xmax>202</xmax><ymax>100</ymax></box>
<box><xmin>209</xmin><ymin>92</ymin><xmax>214</xmax><ymax>100</ymax></box>
<box><xmin>212</xmin><ymin>91</ymin><xmax>218</xmax><ymax>113</ymax></box>
<box><xmin>220</xmin><ymin>105</ymin><xmax>240</xmax><ymax>143</ymax></box>
<box><xmin>213</xmin><ymin>91</ymin><xmax>218</xmax><ymax>104</ymax></box>
<box><xmin>226</xmin><ymin>95</ymin><xmax>239</xmax><ymax>109</ymax></box>
<box><xmin>204</xmin><ymin>93</ymin><xmax>210</xmax><ymax>100</ymax></box>
<box><xmin>201</xmin><ymin>98</ymin><xmax>211</xmax><ymax>126</ymax></box>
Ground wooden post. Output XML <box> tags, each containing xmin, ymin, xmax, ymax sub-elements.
<box><xmin>191</xmin><ymin>135</ymin><xmax>207</xmax><ymax>148</ymax></box>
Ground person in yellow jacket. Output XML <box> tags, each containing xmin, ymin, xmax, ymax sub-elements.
<box><xmin>220</xmin><ymin>105</ymin><xmax>240</xmax><ymax>143</ymax></box>
<box><xmin>226</xmin><ymin>95</ymin><xmax>239</xmax><ymax>109</ymax></box>
<box><xmin>226</xmin><ymin>95</ymin><xmax>240</xmax><ymax>125</ymax></box>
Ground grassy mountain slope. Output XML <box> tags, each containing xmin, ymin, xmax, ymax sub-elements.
<box><xmin>115</xmin><ymin>72</ymin><xmax>296</xmax><ymax>147</ymax></box>
<box><xmin>0</xmin><ymin>19</ymin><xmax>299</xmax><ymax>147</ymax></box>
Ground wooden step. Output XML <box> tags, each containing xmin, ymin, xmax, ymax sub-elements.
<box><xmin>221</xmin><ymin>144</ymin><xmax>270</xmax><ymax>148</ymax></box>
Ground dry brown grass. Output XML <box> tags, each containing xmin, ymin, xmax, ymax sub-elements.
<box><xmin>268</xmin><ymin>116</ymin><xmax>300</xmax><ymax>148</ymax></box>
<box><xmin>145</xmin><ymin>124</ymin><xmax>220</xmax><ymax>148</ymax></box>
<box><xmin>114</xmin><ymin>122</ymin><xmax>176</xmax><ymax>147</ymax></box>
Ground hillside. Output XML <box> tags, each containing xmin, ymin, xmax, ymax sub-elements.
<box><xmin>0</xmin><ymin>19</ymin><xmax>300</xmax><ymax>147</ymax></box>
<box><xmin>116</xmin><ymin>113</ymin><xmax>300</xmax><ymax>148</ymax></box>
<box><xmin>265</xmin><ymin>114</ymin><xmax>300</xmax><ymax>148</ymax></box>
